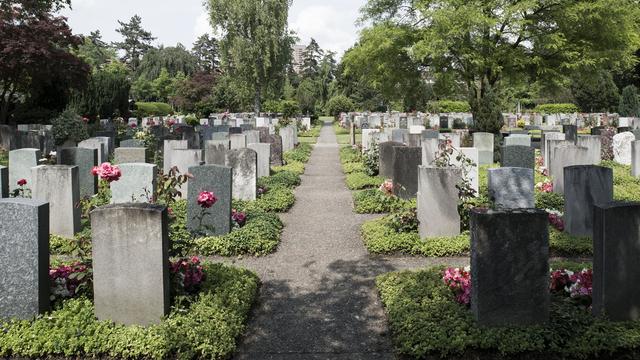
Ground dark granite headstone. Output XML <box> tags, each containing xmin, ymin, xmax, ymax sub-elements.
<box><xmin>439</xmin><ymin>117</ymin><xmax>449</xmax><ymax>129</ymax></box>
<box><xmin>593</xmin><ymin>202</ymin><xmax>640</xmax><ymax>321</ymax></box>
<box><xmin>392</xmin><ymin>146</ymin><xmax>422</xmax><ymax>199</ymax></box>
<box><xmin>0</xmin><ymin>166</ymin><xmax>7</xmax><ymax>198</ymax></box>
<box><xmin>564</xmin><ymin>165</ymin><xmax>613</xmax><ymax>237</ymax></box>
<box><xmin>0</xmin><ymin>125</ymin><xmax>14</xmax><ymax>150</ymax></box>
<box><xmin>257</xmin><ymin>127</ymin><xmax>270</xmax><ymax>142</ymax></box>
<box><xmin>618</xmin><ymin>127</ymin><xmax>632</xmax><ymax>134</ymax></box>
<box><xmin>187</xmin><ymin>165</ymin><xmax>232</xmax><ymax>236</ymax></box>
<box><xmin>266</xmin><ymin>135</ymin><xmax>283</xmax><ymax>166</ymax></box>
<box><xmin>229</xmin><ymin>127</ymin><xmax>242</xmax><ymax>134</ymax></box>
<box><xmin>563</xmin><ymin>125</ymin><xmax>578</xmax><ymax>143</ymax></box>
<box><xmin>634</xmin><ymin>129</ymin><xmax>640</xmax><ymax>141</ymax></box>
<box><xmin>471</xmin><ymin>208</ymin><xmax>549</xmax><ymax>327</ymax></box>
<box><xmin>591</xmin><ymin>126</ymin><xmax>605</xmax><ymax>136</ymax></box>
<box><xmin>378</xmin><ymin>141</ymin><xmax>404</xmax><ymax>178</ymax></box>
<box><xmin>501</xmin><ymin>145</ymin><xmax>535</xmax><ymax>169</ymax></box>
<box><xmin>240</xmin><ymin>124</ymin><xmax>254</xmax><ymax>132</ymax></box>
<box><xmin>399</xmin><ymin>117</ymin><xmax>408</xmax><ymax>129</ymax></box>
<box><xmin>16</xmin><ymin>131</ymin><xmax>43</xmax><ymax>151</ymax></box>
<box><xmin>57</xmin><ymin>147</ymin><xmax>98</xmax><ymax>199</ymax></box>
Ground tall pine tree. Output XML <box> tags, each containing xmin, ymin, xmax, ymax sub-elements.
<box><xmin>112</xmin><ymin>15</ymin><xmax>155</xmax><ymax>71</ymax></box>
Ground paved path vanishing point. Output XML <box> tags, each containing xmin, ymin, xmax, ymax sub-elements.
<box><xmin>214</xmin><ymin>120</ymin><xmax>468</xmax><ymax>360</ymax></box>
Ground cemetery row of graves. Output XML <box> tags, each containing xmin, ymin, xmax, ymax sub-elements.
<box><xmin>0</xmin><ymin>115</ymin><xmax>320</xmax><ymax>359</ymax></box>
<box><xmin>337</xmin><ymin>111</ymin><xmax>640</xmax><ymax>359</ymax></box>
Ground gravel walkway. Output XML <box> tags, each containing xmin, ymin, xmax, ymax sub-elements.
<box><xmin>214</xmin><ymin>121</ymin><xmax>467</xmax><ymax>360</ymax></box>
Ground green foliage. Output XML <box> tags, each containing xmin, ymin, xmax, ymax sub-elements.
<box><xmin>345</xmin><ymin>172</ymin><xmax>384</xmax><ymax>190</ymax></box>
<box><xmin>0</xmin><ymin>263</ymin><xmax>258</xmax><ymax>360</ymax></box>
<box><xmin>535</xmin><ymin>192</ymin><xmax>565</xmax><ymax>212</ymax></box>
<box><xmin>571</xmin><ymin>70</ymin><xmax>620</xmax><ymax>113</ymax></box>
<box><xmin>112</xmin><ymin>15</ymin><xmax>155</xmax><ymax>71</ymax></box>
<box><xmin>342</xmin><ymin>162</ymin><xmax>366</xmax><ymax>174</ymax></box>
<box><xmin>0</xmin><ymin>151</ymin><xmax>7</xmax><ymax>166</ymax></box>
<box><xmin>51</xmin><ymin>110</ymin><xmax>89</xmax><ymax>145</ymax></box>
<box><xmin>377</xmin><ymin>266</ymin><xmax>640</xmax><ymax>359</ymax></box>
<box><xmin>135</xmin><ymin>102</ymin><xmax>173</xmax><ymax>117</ymax></box>
<box><xmin>283</xmin><ymin>143</ymin><xmax>313</xmax><ymax>164</ymax></box>
<box><xmin>280</xmin><ymin>100</ymin><xmax>300</xmax><ymax>119</ymax></box>
<box><xmin>136</xmin><ymin>45</ymin><xmax>198</xmax><ymax>80</ymax></box>
<box><xmin>534</xmin><ymin>103</ymin><xmax>580</xmax><ymax>114</ymax></box>
<box><xmin>353</xmin><ymin>189</ymin><xmax>412</xmax><ymax>214</ymax></box>
<box><xmin>427</xmin><ymin>100</ymin><xmax>471</xmax><ymax>113</ymax></box>
<box><xmin>601</xmin><ymin>161</ymin><xmax>640</xmax><ymax>201</ymax></box>
<box><xmin>362</xmin><ymin>142</ymin><xmax>379</xmax><ymax>176</ymax></box>
<box><xmin>258</xmin><ymin>170</ymin><xmax>300</xmax><ymax>189</ymax></box>
<box><xmin>324</xmin><ymin>95</ymin><xmax>356</xmax><ymax>117</ymax></box>
<box><xmin>619</xmin><ymin>85</ymin><xmax>640</xmax><ymax>117</ymax></box>
<box><xmin>339</xmin><ymin>146</ymin><xmax>363</xmax><ymax>164</ymax></box>
<box><xmin>195</xmin><ymin>210</ymin><xmax>283</xmax><ymax>256</ymax></box>
<box><xmin>470</xmin><ymin>83</ymin><xmax>504</xmax><ymax>133</ymax></box>
<box><xmin>252</xmin><ymin>187</ymin><xmax>295</xmax><ymax>213</ymax></box>
<box><xmin>68</xmin><ymin>62</ymin><xmax>131</xmax><ymax>119</ymax></box>
<box><xmin>272</xmin><ymin>161</ymin><xmax>305</xmax><ymax>176</ymax></box>
<box><xmin>296</xmin><ymin>78</ymin><xmax>321</xmax><ymax>115</ymax></box>
<box><xmin>549</xmin><ymin>228</ymin><xmax>592</xmax><ymax>256</ymax></box>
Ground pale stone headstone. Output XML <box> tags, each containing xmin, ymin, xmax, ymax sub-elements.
<box><xmin>230</xmin><ymin>134</ymin><xmax>247</xmax><ymax>150</ymax></box>
<box><xmin>225</xmin><ymin>149</ymin><xmax>257</xmax><ymax>201</ymax></box>
<box><xmin>576</xmin><ymin>135</ymin><xmax>602</xmax><ymax>165</ymax></box>
<box><xmin>409</xmin><ymin>125</ymin><xmax>426</xmax><ymax>135</ymax></box>
<box><xmin>613</xmin><ymin>132</ymin><xmax>636</xmax><ymax>165</ymax></box>
<box><xmin>504</xmin><ymin>135</ymin><xmax>531</xmax><ymax>147</ymax></box>
<box><xmin>211</xmin><ymin>132</ymin><xmax>229</xmax><ymax>141</ymax></box>
<box><xmin>57</xmin><ymin>147</ymin><xmax>98</xmax><ymax>199</ymax></box>
<box><xmin>171</xmin><ymin>149</ymin><xmax>203</xmax><ymax>199</ymax></box>
<box><xmin>245</xmin><ymin>130</ymin><xmax>261</xmax><ymax>146</ymax></box>
<box><xmin>421</xmin><ymin>139</ymin><xmax>439</xmax><ymax>166</ymax></box>
<box><xmin>362</xmin><ymin>129</ymin><xmax>380</xmax><ymax>151</ymax></box>
<box><xmin>391</xmin><ymin>129</ymin><xmax>409</xmax><ymax>144</ymax></box>
<box><xmin>78</xmin><ymin>137</ymin><xmax>110</xmax><ymax>164</ymax></box>
<box><xmin>549</xmin><ymin>145</ymin><xmax>591</xmax><ymax>195</ymax></box>
<box><xmin>162</xmin><ymin>140</ymin><xmax>188</xmax><ymax>172</ymax></box>
<box><xmin>31</xmin><ymin>165</ymin><xmax>80</xmax><ymax>238</ymax></box>
<box><xmin>9</xmin><ymin>148</ymin><xmax>41</xmax><ymax>192</ymax></box>
<box><xmin>114</xmin><ymin>147</ymin><xmax>147</xmax><ymax>164</ymax></box>
<box><xmin>473</xmin><ymin>132</ymin><xmax>494</xmax><ymax>165</ymax></box>
<box><xmin>91</xmin><ymin>203</ymin><xmax>169</xmax><ymax>326</ymax></box>
<box><xmin>488</xmin><ymin>168</ymin><xmax>534</xmax><ymax>209</ymax></box>
<box><xmin>471</xmin><ymin>208</ymin><xmax>549</xmax><ymax>326</ymax></box>
<box><xmin>633</xmin><ymin>141</ymin><xmax>640</xmax><ymax>178</ymax></box>
<box><xmin>542</xmin><ymin>132</ymin><xmax>565</xmax><ymax>168</ymax></box>
<box><xmin>204</xmin><ymin>140</ymin><xmax>229</xmax><ymax>166</ymax></box>
<box><xmin>392</xmin><ymin>146</ymin><xmax>422</xmax><ymax>199</ymax></box>
<box><xmin>439</xmin><ymin>132</ymin><xmax>461</xmax><ymax>149</ymax></box>
<box><xmin>110</xmin><ymin>163</ymin><xmax>157</xmax><ymax>204</ymax></box>
<box><xmin>0</xmin><ymin>198</ymin><xmax>49</xmax><ymax>319</ymax></box>
<box><xmin>417</xmin><ymin>166</ymin><xmax>461</xmax><ymax>238</ymax></box>
<box><xmin>593</xmin><ymin>202</ymin><xmax>640</xmax><ymax>321</ymax></box>
<box><xmin>187</xmin><ymin>165</ymin><xmax>232</xmax><ymax>236</ymax></box>
<box><xmin>279</xmin><ymin>126</ymin><xmax>295</xmax><ymax>152</ymax></box>
<box><xmin>564</xmin><ymin>165</ymin><xmax>613</xmax><ymax>237</ymax></box>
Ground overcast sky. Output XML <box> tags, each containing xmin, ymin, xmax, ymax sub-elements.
<box><xmin>60</xmin><ymin>0</ymin><xmax>366</xmax><ymax>58</ymax></box>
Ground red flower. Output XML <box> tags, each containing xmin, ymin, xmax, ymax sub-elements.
<box><xmin>17</xmin><ymin>179</ymin><xmax>27</xmax><ymax>186</ymax></box>
<box><xmin>197</xmin><ymin>191</ymin><xmax>217</xmax><ymax>208</ymax></box>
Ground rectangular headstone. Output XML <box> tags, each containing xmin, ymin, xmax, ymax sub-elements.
<box><xmin>550</xmin><ymin>145</ymin><xmax>591</xmax><ymax>194</ymax></box>
<box><xmin>266</xmin><ymin>135</ymin><xmax>283</xmax><ymax>166</ymax></box>
<box><xmin>593</xmin><ymin>202</ymin><xmax>640</xmax><ymax>321</ymax></box>
<box><xmin>9</xmin><ymin>148</ymin><xmax>41</xmax><ymax>192</ymax></box>
<box><xmin>613</xmin><ymin>132</ymin><xmax>635</xmax><ymax>165</ymax></box>
<box><xmin>247</xmin><ymin>143</ymin><xmax>271</xmax><ymax>178</ymax></box>
<box><xmin>110</xmin><ymin>163</ymin><xmax>157</xmax><ymax>204</ymax></box>
<box><xmin>379</xmin><ymin>141</ymin><xmax>405</xmax><ymax>179</ymax></box>
<box><xmin>452</xmin><ymin>148</ymin><xmax>479</xmax><ymax>196</ymax></box>
<box><xmin>171</xmin><ymin>149</ymin><xmax>203</xmax><ymax>199</ymax></box>
<box><xmin>119</xmin><ymin>139</ymin><xmax>145</xmax><ymax>148</ymax></box>
<box><xmin>417</xmin><ymin>166</ymin><xmax>461</xmax><ymax>238</ymax></box>
<box><xmin>225</xmin><ymin>149</ymin><xmax>257</xmax><ymax>201</ymax></box>
<box><xmin>421</xmin><ymin>139</ymin><xmax>439</xmax><ymax>167</ymax></box>
<box><xmin>279</xmin><ymin>127</ymin><xmax>295</xmax><ymax>152</ymax></box>
<box><xmin>406</xmin><ymin>134</ymin><xmax>421</xmax><ymax>147</ymax></box>
<box><xmin>471</xmin><ymin>208</ymin><xmax>549</xmax><ymax>326</ymax></box>
<box><xmin>230</xmin><ymin>134</ymin><xmax>247</xmax><ymax>150</ymax></box>
<box><xmin>563</xmin><ymin>125</ymin><xmax>578</xmax><ymax>143</ymax></box>
<box><xmin>362</xmin><ymin>129</ymin><xmax>380</xmax><ymax>151</ymax></box>
<box><xmin>211</xmin><ymin>132</ymin><xmax>229</xmax><ymax>141</ymax></box>
<box><xmin>0</xmin><ymin>166</ymin><xmax>8</xmax><ymax>198</ymax></box>
<box><xmin>504</xmin><ymin>135</ymin><xmax>531</xmax><ymax>147</ymax></box>
<box><xmin>473</xmin><ymin>132</ymin><xmax>494</xmax><ymax>165</ymax></box>
<box><xmin>392</xmin><ymin>146</ymin><xmax>422</xmax><ymax>199</ymax></box>
<box><xmin>163</xmin><ymin>140</ymin><xmax>188</xmax><ymax>172</ymax></box>
<box><xmin>439</xmin><ymin>132</ymin><xmax>461</xmax><ymax>149</ymax></box>
<box><xmin>187</xmin><ymin>165</ymin><xmax>232</xmax><ymax>236</ymax></box>
<box><xmin>391</xmin><ymin>129</ymin><xmax>409</xmax><ymax>143</ymax></box>
<box><xmin>57</xmin><ymin>147</ymin><xmax>98</xmax><ymax>198</ymax></box>
<box><xmin>245</xmin><ymin>130</ymin><xmax>261</xmax><ymax>146</ymax></box>
<box><xmin>542</xmin><ymin>132</ymin><xmax>565</xmax><ymax>168</ymax></box>
<box><xmin>205</xmin><ymin>140</ymin><xmax>229</xmax><ymax>166</ymax></box>
<box><xmin>91</xmin><ymin>203</ymin><xmax>169</xmax><ymax>326</ymax></box>
<box><xmin>0</xmin><ymin>198</ymin><xmax>49</xmax><ymax>320</ymax></box>
<box><xmin>421</xmin><ymin>129</ymin><xmax>439</xmax><ymax>141</ymax></box>
<box><xmin>114</xmin><ymin>147</ymin><xmax>148</xmax><ymax>164</ymax></box>
<box><xmin>633</xmin><ymin>141</ymin><xmax>640</xmax><ymax>178</ymax></box>
<box><xmin>576</xmin><ymin>135</ymin><xmax>602</xmax><ymax>165</ymax></box>
<box><xmin>501</xmin><ymin>145</ymin><xmax>535</xmax><ymax>169</ymax></box>
<box><xmin>488</xmin><ymin>168</ymin><xmax>535</xmax><ymax>209</ymax></box>
<box><xmin>564</xmin><ymin>165</ymin><xmax>613</xmax><ymax>237</ymax></box>
<box><xmin>31</xmin><ymin>165</ymin><xmax>80</xmax><ymax>238</ymax></box>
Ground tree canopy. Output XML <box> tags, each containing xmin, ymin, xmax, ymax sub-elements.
<box><xmin>113</xmin><ymin>15</ymin><xmax>156</xmax><ymax>71</ymax></box>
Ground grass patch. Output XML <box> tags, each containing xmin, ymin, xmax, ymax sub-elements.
<box><xmin>345</xmin><ymin>172</ymin><xmax>384</xmax><ymax>190</ymax></box>
<box><xmin>601</xmin><ymin>160</ymin><xmax>640</xmax><ymax>202</ymax></box>
<box><xmin>377</xmin><ymin>266</ymin><xmax>640</xmax><ymax>360</ymax></box>
<box><xmin>0</xmin><ymin>262</ymin><xmax>258</xmax><ymax>360</ymax></box>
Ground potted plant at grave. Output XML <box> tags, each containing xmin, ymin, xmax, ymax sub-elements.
<box><xmin>51</xmin><ymin>110</ymin><xmax>89</xmax><ymax>147</ymax></box>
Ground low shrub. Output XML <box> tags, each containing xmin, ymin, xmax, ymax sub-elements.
<box><xmin>258</xmin><ymin>170</ymin><xmax>301</xmax><ymax>189</ymax></box>
<box><xmin>601</xmin><ymin>160</ymin><xmax>640</xmax><ymax>201</ymax></box>
<box><xmin>353</xmin><ymin>189</ymin><xmax>412</xmax><ymax>214</ymax></box>
<box><xmin>549</xmin><ymin>228</ymin><xmax>592</xmax><ymax>256</ymax></box>
<box><xmin>51</xmin><ymin>110</ymin><xmax>89</xmax><ymax>146</ymax></box>
<box><xmin>0</xmin><ymin>151</ymin><xmax>7</xmax><ymax>166</ymax></box>
<box><xmin>325</xmin><ymin>95</ymin><xmax>356</xmax><ymax>117</ymax></box>
<box><xmin>534</xmin><ymin>103</ymin><xmax>579</xmax><ymax>114</ymax></box>
<box><xmin>135</xmin><ymin>102</ymin><xmax>173</xmax><ymax>117</ymax></box>
<box><xmin>0</xmin><ymin>262</ymin><xmax>258</xmax><ymax>360</ymax></box>
<box><xmin>535</xmin><ymin>192</ymin><xmax>565</xmax><ymax>212</ymax></box>
<box><xmin>272</xmin><ymin>161</ymin><xmax>305</xmax><ymax>176</ymax></box>
<box><xmin>345</xmin><ymin>172</ymin><xmax>384</xmax><ymax>190</ymax></box>
<box><xmin>339</xmin><ymin>146</ymin><xmax>362</xmax><ymax>164</ymax></box>
<box><xmin>284</xmin><ymin>143</ymin><xmax>313</xmax><ymax>164</ymax></box>
<box><xmin>252</xmin><ymin>186</ymin><xmax>295</xmax><ymax>213</ymax></box>
<box><xmin>342</xmin><ymin>162</ymin><xmax>366</xmax><ymax>174</ymax></box>
<box><xmin>299</xmin><ymin>126</ymin><xmax>321</xmax><ymax>138</ymax></box>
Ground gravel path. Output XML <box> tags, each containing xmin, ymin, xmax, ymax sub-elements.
<box><xmin>218</xmin><ymin>121</ymin><xmax>467</xmax><ymax>360</ymax></box>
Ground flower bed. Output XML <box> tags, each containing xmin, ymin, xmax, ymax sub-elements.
<box><xmin>0</xmin><ymin>262</ymin><xmax>258</xmax><ymax>360</ymax></box>
<box><xmin>375</xmin><ymin>264</ymin><xmax>640</xmax><ymax>360</ymax></box>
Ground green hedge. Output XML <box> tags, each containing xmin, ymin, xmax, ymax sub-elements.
<box><xmin>345</xmin><ymin>172</ymin><xmax>384</xmax><ymax>190</ymax></box>
<box><xmin>601</xmin><ymin>161</ymin><xmax>640</xmax><ymax>201</ymax></box>
<box><xmin>0</xmin><ymin>263</ymin><xmax>258</xmax><ymax>359</ymax></box>
<box><xmin>284</xmin><ymin>143</ymin><xmax>313</xmax><ymax>164</ymax></box>
<box><xmin>135</xmin><ymin>102</ymin><xmax>173</xmax><ymax>117</ymax></box>
<box><xmin>427</xmin><ymin>100</ymin><xmax>471</xmax><ymax>113</ymax></box>
<box><xmin>353</xmin><ymin>189</ymin><xmax>413</xmax><ymax>214</ymax></box>
<box><xmin>534</xmin><ymin>103</ymin><xmax>579</xmax><ymax>114</ymax></box>
<box><xmin>377</xmin><ymin>266</ymin><xmax>640</xmax><ymax>360</ymax></box>
<box><xmin>362</xmin><ymin>216</ymin><xmax>592</xmax><ymax>257</ymax></box>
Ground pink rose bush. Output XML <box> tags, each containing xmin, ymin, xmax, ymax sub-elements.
<box><xmin>379</xmin><ymin>179</ymin><xmax>394</xmax><ymax>196</ymax></box>
<box><xmin>197</xmin><ymin>191</ymin><xmax>217</xmax><ymax>208</ymax></box>
<box><xmin>443</xmin><ymin>267</ymin><xmax>471</xmax><ymax>306</ymax></box>
<box><xmin>91</xmin><ymin>162</ymin><xmax>121</xmax><ymax>183</ymax></box>
<box><xmin>548</xmin><ymin>210</ymin><xmax>564</xmax><ymax>231</ymax></box>
<box><xmin>170</xmin><ymin>256</ymin><xmax>205</xmax><ymax>295</ymax></box>
<box><xmin>535</xmin><ymin>179</ymin><xmax>553</xmax><ymax>193</ymax></box>
<box><xmin>232</xmin><ymin>209</ymin><xmax>247</xmax><ymax>228</ymax></box>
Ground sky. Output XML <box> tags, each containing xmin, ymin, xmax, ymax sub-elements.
<box><xmin>60</xmin><ymin>0</ymin><xmax>367</xmax><ymax>58</ymax></box>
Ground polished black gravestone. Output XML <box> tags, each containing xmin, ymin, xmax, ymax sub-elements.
<box><xmin>564</xmin><ymin>165</ymin><xmax>613</xmax><ymax>237</ymax></box>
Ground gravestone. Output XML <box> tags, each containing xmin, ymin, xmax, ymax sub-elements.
<box><xmin>392</xmin><ymin>146</ymin><xmax>422</xmax><ymax>199</ymax></box>
<box><xmin>407</xmin><ymin>134</ymin><xmax>421</xmax><ymax>147</ymax></box>
<box><xmin>247</xmin><ymin>143</ymin><xmax>271</xmax><ymax>178</ymax></box>
<box><xmin>114</xmin><ymin>147</ymin><xmax>147</xmax><ymax>164</ymax></box>
<box><xmin>31</xmin><ymin>165</ymin><xmax>80</xmax><ymax>238</ymax></box>
<box><xmin>0</xmin><ymin>166</ymin><xmax>7</xmax><ymax>197</ymax></box>
<box><xmin>120</xmin><ymin>139</ymin><xmax>145</xmax><ymax>148</ymax></box>
<box><xmin>230</xmin><ymin>134</ymin><xmax>247</xmax><ymax>150</ymax></box>
<box><xmin>542</xmin><ymin>132</ymin><xmax>565</xmax><ymax>168</ymax></box>
<box><xmin>245</xmin><ymin>130</ymin><xmax>261</xmax><ymax>145</ymax></box>
<box><xmin>362</xmin><ymin>129</ymin><xmax>380</xmax><ymax>151</ymax></box>
<box><xmin>0</xmin><ymin>198</ymin><xmax>49</xmax><ymax>319</ymax></box>
<box><xmin>229</xmin><ymin>127</ymin><xmax>242</xmax><ymax>135</ymax></box>
<box><xmin>439</xmin><ymin>117</ymin><xmax>449</xmax><ymax>129</ymax></box>
<box><xmin>163</xmin><ymin>140</ymin><xmax>188</xmax><ymax>172</ymax></box>
<box><xmin>171</xmin><ymin>149</ymin><xmax>204</xmax><ymax>198</ymax></box>
<box><xmin>399</xmin><ymin>117</ymin><xmax>408</xmax><ymax>129</ymax></box>
<box><xmin>576</xmin><ymin>135</ymin><xmax>602</xmax><ymax>165</ymax></box>
<box><xmin>110</xmin><ymin>164</ymin><xmax>157</xmax><ymax>204</ymax></box>
<box><xmin>378</xmin><ymin>142</ymin><xmax>404</xmax><ymax>179</ymax></box>
<box><xmin>471</xmin><ymin>208</ymin><xmax>549</xmax><ymax>326</ymax></box>
<box><xmin>257</xmin><ymin>127</ymin><xmax>270</xmax><ymax>142</ymax></box>
<box><xmin>488</xmin><ymin>168</ymin><xmax>535</xmax><ymax>209</ymax></box>
<box><xmin>421</xmin><ymin>129</ymin><xmax>439</xmax><ymax>141</ymax></box>
<box><xmin>187</xmin><ymin>165</ymin><xmax>232</xmax><ymax>236</ymax></box>
<box><xmin>421</xmin><ymin>139</ymin><xmax>439</xmax><ymax>166</ymax></box>
<box><xmin>57</xmin><ymin>147</ymin><xmax>98</xmax><ymax>198</ymax></box>
<box><xmin>417</xmin><ymin>166</ymin><xmax>461</xmax><ymax>238</ymax></box>
<box><xmin>391</xmin><ymin>129</ymin><xmax>409</xmax><ymax>144</ymax></box>
<box><xmin>279</xmin><ymin>127</ymin><xmax>295</xmax><ymax>152</ymax></box>
<box><xmin>78</xmin><ymin>137</ymin><xmax>110</xmax><ymax>163</ymax></box>
<box><xmin>225</xmin><ymin>148</ymin><xmax>257</xmax><ymax>201</ymax></box>
<box><xmin>504</xmin><ymin>135</ymin><xmax>531</xmax><ymax>147</ymax></box>
<box><xmin>204</xmin><ymin>140</ymin><xmax>229</xmax><ymax>166</ymax></box>
<box><xmin>473</xmin><ymin>132</ymin><xmax>494</xmax><ymax>165</ymax></box>
<box><xmin>266</xmin><ymin>135</ymin><xmax>283</xmax><ymax>166</ymax></box>
<box><xmin>0</xmin><ymin>125</ymin><xmax>13</xmax><ymax>150</ymax></box>
<box><xmin>613</xmin><ymin>132</ymin><xmax>635</xmax><ymax>165</ymax></box>
<box><xmin>9</xmin><ymin>148</ymin><xmax>41</xmax><ymax>192</ymax></box>
<box><xmin>439</xmin><ymin>133</ymin><xmax>461</xmax><ymax>148</ymax></box>
<box><xmin>564</xmin><ymin>165</ymin><xmax>613</xmax><ymax>237</ymax></box>
<box><xmin>91</xmin><ymin>203</ymin><xmax>169</xmax><ymax>326</ymax></box>
<box><xmin>409</xmin><ymin>125</ymin><xmax>426</xmax><ymax>135</ymax></box>
<box><xmin>563</xmin><ymin>125</ymin><xmax>578</xmax><ymax>143</ymax></box>
<box><xmin>591</xmin><ymin>126</ymin><xmax>605</xmax><ymax>136</ymax></box>
<box><xmin>501</xmin><ymin>145</ymin><xmax>535</xmax><ymax>169</ymax></box>
<box><xmin>211</xmin><ymin>132</ymin><xmax>229</xmax><ymax>141</ymax></box>
<box><xmin>633</xmin><ymin>141</ymin><xmax>640</xmax><ymax>178</ymax></box>
<box><xmin>550</xmin><ymin>145</ymin><xmax>591</xmax><ymax>195</ymax></box>
<box><xmin>593</xmin><ymin>202</ymin><xmax>640</xmax><ymax>321</ymax></box>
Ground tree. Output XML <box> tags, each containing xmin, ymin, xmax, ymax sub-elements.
<box><xmin>318</xmin><ymin>51</ymin><xmax>337</xmax><ymax>104</ymax></box>
<box><xmin>297</xmin><ymin>78</ymin><xmax>321</xmax><ymax>115</ymax></box>
<box><xmin>207</xmin><ymin>0</ymin><xmax>291</xmax><ymax>114</ymax></box>
<box><xmin>76</xmin><ymin>30</ymin><xmax>117</xmax><ymax>68</ymax></box>
<box><xmin>361</xmin><ymin>0</ymin><xmax>640</xmax><ymax>133</ymax></box>
<box><xmin>152</xmin><ymin>68</ymin><xmax>174</xmax><ymax>103</ymax></box>
<box><xmin>113</xmin><ymin>15</ymin><xmax>156</xmax><ymax>71</ymax></box>
<box><xmin>192</xmin><ymin>34</ymin><xmax>220</xmax><ymax>73</ymax></box>
<box><xmin>300</xmin><ymin>38</ymin><xmax>323</xmax><ymax>79</ymax></box>
<box><xmin>137</xmin><ymin>44</ymin><xmax>198</xmax><ymax>80</ymax></box>
<box><xmin>619</xmin><ymin>85</ymin><xmax>640</xmax><ymax>117</ymax></box>
<box><xmin>130</xmin><ymin>76</ymin><xmax>156</xmax><ymax>102</ymax></box>
<box><xmin>170</xmin><ymin>72</ymin><xmax>217</xmax><ymax>114</ymax></box>
<box><xmin>68</xmin><ymin>61</ymin><xmax>131</xmax><ymax>119</ymax></box>
<box><xmin>0</xmin><ymin>0</ymin><xmax>90</xmax><ymax>124</ymax></box>
<box><xmin>325</xmin><ymin>95</ymin><xmax>356</xmax><ymax>117</ymax></box>
<box><xmin>571</xmin><ymin>71</ymin><xmax>620</xmax><ymax>113</ymax></box>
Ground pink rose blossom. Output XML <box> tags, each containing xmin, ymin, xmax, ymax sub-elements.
<box><xmin>91</xmin><ymin>162</ymin><xmax>121</xmax><ymax>182</ymax></box>
<box><xmin>17</xmin><ymin>178</ymin><xmax>27</xmax><ymax>186</ymax></box>
<box><xmin>197</xmin><ymin>191</ymin><xmax>217</xmax><ymax>208</ymax></box>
